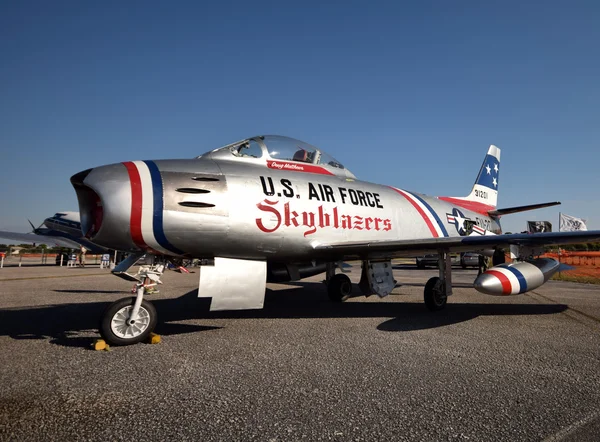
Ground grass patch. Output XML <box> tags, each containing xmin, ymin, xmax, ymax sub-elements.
<box><xmin>551</xmin><ymin>273</ymin><xmax>600</xmax><ymax>285</ymax></box>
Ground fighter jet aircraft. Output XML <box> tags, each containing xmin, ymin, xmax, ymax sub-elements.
<box><xmin>0</xmin><ymin>211</ymin><xmax>107</xmax><ymax>253</ymax></box>
<box><xmin>70</xmin><ymin>135</ymin><xmax>600</xmax><ymax>346</ymax></box>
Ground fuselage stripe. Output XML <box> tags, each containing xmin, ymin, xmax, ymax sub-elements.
<box><xmin>133</xmin><ymin>162</ymin><xmax>169</xmax><ymax>255</ymax></box>
<box><xmin>405</xmin><ymin>190</ymin><xmax>449</xmax><ymax>237</ymax></box>
<box><xmin>390</xmin><ymin>187</ymin><xmax>439</xmax><ymax>237</ymax></box>
<box><xmin>123</xmin><ymin>161</ymin><xmax>149</xmax><ymax>251</ymax></box>
<box><xmin>504</xmin><ymin>266</ymin><xmax>527</xmax><ymax>294</ymax></box>
<box><xmin>143</xmin><ymin>160</ymin><xmax>184</xmax><ymax>255</ymax></box>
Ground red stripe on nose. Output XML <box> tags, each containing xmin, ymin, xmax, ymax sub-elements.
<box><xmin>123</xmin><ymin>162</ymin><xmax>149</xmax><ymax>250</ymax></box>
<box><xmin>486</xmin><ymin>270</ymin><xmax>512</xmax><ymax>295</ymax></box>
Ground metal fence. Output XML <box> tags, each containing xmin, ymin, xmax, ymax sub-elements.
<box><xmin>0</xmin><ymin>251</ymin><xmax>106</xmax><ymax>268</ymax></box>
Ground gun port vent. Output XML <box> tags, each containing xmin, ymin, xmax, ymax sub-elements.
<box><xmin>178</xmin><ymin>202</ymin><xmax>215</xmax><ymax>208</ymax></box>
<box><xmin>176</xmin><ymin>188</ymin><xmax>211</xmax><ymax>194</ymax></box>
<box><xmin>191</xmin><ymin>177</ymin><xmax>220</xmax><ymax>182</ymax></box>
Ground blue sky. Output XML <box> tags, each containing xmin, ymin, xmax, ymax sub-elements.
<box><xmin>1</xmin><ymin>0</ymin><xmax>599</xmax><ymax>238</ymax></box>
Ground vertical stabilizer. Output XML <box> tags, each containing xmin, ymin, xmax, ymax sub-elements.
<box><xmin>439</xmin><ymin>145</ymin><xmax>500</xmax><ymax>214</ymax></box>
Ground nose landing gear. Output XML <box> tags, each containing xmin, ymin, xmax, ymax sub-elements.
<box><xmin>100</xmin><ymin>263</ymin><xmax>164</xmax><ymax>346</ymax></box>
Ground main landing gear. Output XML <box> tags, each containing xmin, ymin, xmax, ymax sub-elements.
<box><xmin>328</xmin><ymin>273</ymin><xmax>353</xmax><ymax>302</ymax></box>
<box><xmin>325</xmin><ymin>262</ymin><xmax>353</xmax><ymax>302</ymax></box>
<box><xmin>423</xmin><ymin>251</ymin><xmax>452</xmax><ymax>311</ymax></box>
<box><xmin>100</xmin><ymin>263</ymin><xmax>164</xmax><ymax>346</ymax></box>
<box><xmin>325</xmin><ymin>255</ymin><xmax>452</xmax><ymax>311</ymax></box>
<box><xmin>325</xmin><ymin>260</ymin><xmax>398</xmax><ymax>303</ymax></box>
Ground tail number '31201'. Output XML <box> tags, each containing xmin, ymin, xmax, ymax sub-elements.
<box><xmin>475</xmin><ymin>189</ymin><xmax>488</xmax><ymax>199</ymax></box>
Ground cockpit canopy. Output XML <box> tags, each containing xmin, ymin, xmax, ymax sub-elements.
<box><xmin>197</xmin><ymin>135</ymin><xmax>356</xmax><ymax>179</ymax></box>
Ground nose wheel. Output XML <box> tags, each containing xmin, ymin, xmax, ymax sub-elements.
<box><xmin>100</xmin><ymin>262</ymin><xmax>164</xmax><ymax>346</ymax></box>
<box><xmin>100</xmin><ymin>297</ymin><xmax>157</xmax><ymax>346</ymax></box>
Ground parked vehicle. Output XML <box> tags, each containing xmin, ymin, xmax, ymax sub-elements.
<box><xmin>460</xmin><ymin>252</ymin><xmax>481</xmax><ymax>268</ymax></box>
<box><xmin>416</xmin><ymin>254</ymin><xmax>439</xmax><ymax>268</ymax></box>
<box><xmin>55</xmin><ymin>252</ymin><xmax>70</xmax><ymax>265</ymax></box>
<box><xmin>416</xmin><ymin>253</ymin><xmax>460</xmax><ymax>268</ymax></box>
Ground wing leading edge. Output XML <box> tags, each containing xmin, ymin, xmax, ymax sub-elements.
<box><xmin>312</xmin><ymin>230</ymin><xmax>600</xmax><ymax>261</ymax></box>
<box><xmin>0</xmin><ymin>230</ymin><xmax>108</xmax><ymax>252</ymax></box>
<box><xmin>0</xmin><ymin>231</ymin><xmax>84</xmax><ymax>249</ymax></box>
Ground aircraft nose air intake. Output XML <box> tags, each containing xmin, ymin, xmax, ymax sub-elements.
<box><xmin>71</xmin><ymin>163</ymin><xmax>138</xmax><ymax>251</ymax></box>
<box><xmin>70</xmin><ymin>168</ymin><xmax>103</xmax><ymax>239</ymax></box>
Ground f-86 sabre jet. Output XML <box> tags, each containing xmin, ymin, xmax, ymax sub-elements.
<box><xmin>70</xmin><ymin>135</ymin><xmax>600</xmax><ymax>346</ymax></box>
<box><xmin>0</xmin><ymin>211</ymin><xmax>107</xmax><ymax>253</ymax></box>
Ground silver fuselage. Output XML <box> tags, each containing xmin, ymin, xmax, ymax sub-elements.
<box><xmin>71</xmin><ymin>151</ymin><xmax>501</xmax><ymax>262</ymax></box>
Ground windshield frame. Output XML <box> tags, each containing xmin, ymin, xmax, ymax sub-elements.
<box><xmin>196</xmin><ymin>135</ymin><xmax>355</xmax><ymax>178</ymax></box>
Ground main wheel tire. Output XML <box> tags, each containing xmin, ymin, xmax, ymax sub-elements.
<box><xmin>424</xmin><ymin>277</ymin><xmax>447</xmax><ymax>311</ymax></box>
<box><xmin>328</xmin><ymin>273</ymin><xmax>352</xmax><ymax>302</ymax></box>
<box><xmin>100</xmin><ymin>297</ymin><xmax>157</xmax><ymax>346</ymax></box>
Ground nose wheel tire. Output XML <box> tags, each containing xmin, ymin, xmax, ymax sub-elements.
<box><xmin>328</xmin><ymin>273</ymin><xmax>353</xmax><ymax>302</ymax></box>
<box><xmin>424</xmin><ymin>277</ymin><xmax>447</xmax><ymax>311</ymax></box>
<box><xmin>100</xmin><ymin>297</ymin><xmax>157</xmax><ymax>346</ymax></box>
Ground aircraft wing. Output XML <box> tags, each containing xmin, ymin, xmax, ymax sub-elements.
<box><xmin>0</xmin><ymin>231</ymin><xmax>84</xmax><ymax>249</ymax></box>
<box><xmin>313</xmin><ymin>230</ymin><xmax>600</xmax><ymax>260</ymax></box>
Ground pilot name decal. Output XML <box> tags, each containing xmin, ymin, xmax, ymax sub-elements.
<box><xmin>266</xmin><ymin>160</ymin><xmax>334</xmax><ymax>176</ymax></box>
<box><xmin>255</xmin><ymin>199</ymin><xmax>392</xmax><ymax>237</ymax></box>
<box><xmin>260</xmin><ymin>176</ymin><xmax>385</xmax><ymax>209</ymax></box>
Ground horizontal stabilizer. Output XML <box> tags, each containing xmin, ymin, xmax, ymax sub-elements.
<box><xmin>488</xmin><ymin>201</ymin><xmax>561</xmax><ymax>217</ymax></box>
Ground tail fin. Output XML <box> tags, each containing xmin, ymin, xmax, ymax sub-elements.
<box><xmin>466</xmin><ymin>144</ymin><xmax>500</xmax><ymax>208</ymax></box>
<box><xmin>439</xmin><ymin>145</ymin><xmax>500</xmax><ymax>213</ymax></box>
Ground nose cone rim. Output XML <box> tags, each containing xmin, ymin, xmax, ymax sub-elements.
<box><xmin>70</xmin><ymin>168</ymin><xmax>93</xmax><ymax>187</ymax></box>
<box><xmin>71</xmin><ymin>165</ymin><xmax>123</xmax><ymax>242</ymax></box>
<box><xmin>473</xmin><ymin>273</ymin><xmax>503</xmax><ymax>295</ymax></box>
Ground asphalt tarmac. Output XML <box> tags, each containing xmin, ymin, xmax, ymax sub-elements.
<box><xmin>1</xmin><ymin>262</ymin><xmax>599</xmax><ymax>442</ymax></box>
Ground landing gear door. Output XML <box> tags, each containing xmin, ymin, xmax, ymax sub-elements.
<box><xmin>198</xmin><ymin>257</ymin><xmax>267</xmax><ymax>311</ymax></box>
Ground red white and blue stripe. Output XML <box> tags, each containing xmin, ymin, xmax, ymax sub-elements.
<box><xmin>475</xmin><ymin>258</ymin><xmax>558</xmax><ymax>296</ymax></box>
<box><xmin>390</xmin><ymin>187</ymin><xmax>448</xmax><ymax>238</ymax></box>
<box><xmin>484</xmin><ymin>264</ymin><xmax>530</xmax><ymax>295</ymax></box>
<box><xmin>123</xmin><ymin>161</ymin><xmax>184</xmax><ymax>256</ymax></box>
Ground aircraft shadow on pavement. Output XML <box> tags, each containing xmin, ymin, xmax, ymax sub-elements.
<box><xmin>0</xmin><ymin>281</ymin><xmax>567</xmax><ymax>348</ymax></box>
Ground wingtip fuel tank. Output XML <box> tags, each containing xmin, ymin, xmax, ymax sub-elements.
<box><xmin>473</xmin><ymin>258</ymin><xmax>560</xmax><ymax>296</ymax></box>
